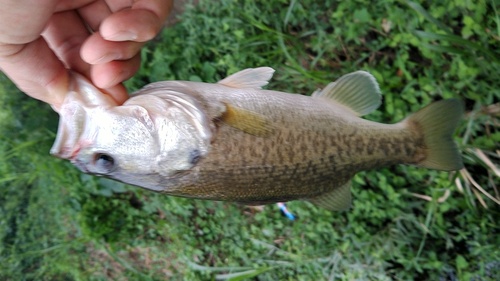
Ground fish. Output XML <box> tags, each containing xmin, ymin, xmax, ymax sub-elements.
<box><xmin>50</xmin><ymin>67</ymin><xmax>464</xmax><ymax>211</ymax></box>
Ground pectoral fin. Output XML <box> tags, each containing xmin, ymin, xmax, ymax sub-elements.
<box><xmin>219</xmin><ymin>103</ymin><xmax>274</xmax><ymax>137</ymax></box>
<box><xmin>306</xmin><ymin>180</ymin><xmax>352</xmax><ymax>211</ymax></box>
<box><xmin>218</xmin><ymin>67</ymin><xmax>275</xmax><ymax>89</ymax></box>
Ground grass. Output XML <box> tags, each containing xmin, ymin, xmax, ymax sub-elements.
<box><xmin>1</xmin><ymin>0</ymin><xmax>499</xmax><ymax>280</ymax></box>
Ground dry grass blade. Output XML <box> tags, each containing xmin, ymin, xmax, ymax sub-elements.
<box><xmin>488</xmin><ymin>173</ymin><xmax>499</xmax><ymax>200</ymax></box>
<box><xmin>454</xmin><ymin>177</ymin><xmax>464</xmax><ymax>193</ymax></box>
<box><xmin>410</xmin><ymin>189</ymin><xmax>450</xmax><ymax>203</ymax></box>
<box><xmin>482</xmin><ymin>103</ymin><xmax>500</xmax><ymax>116</ymax></box>
<box><xmin>472</xmin><ymin>188</ymin><xmax>488</xmax><ymax>209</ymax></box>
<box><xmin>471</xmin><ymin>148</ymin><xmax>500</xmax><ymax>177</ymax></box>
<box><xmin>460</xmin><ymin>169</ymin><xmax>500</xmax><ymax>206</ymax></box>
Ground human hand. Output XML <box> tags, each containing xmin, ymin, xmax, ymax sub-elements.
<box><xmin>0</xmin><ymin>0</ymin><xmax>172</xmax><ymax>110</ymax></box>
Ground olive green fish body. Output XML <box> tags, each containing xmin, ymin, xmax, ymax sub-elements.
<box><xmin>51</xmin><ymin>68</ymin><xmax>463</xmax><ymax>210</ymax></box>
<box><xmin>159</xmin><ymin>86</ymin><xmax>419</xmax><ymax>204</ymax></box>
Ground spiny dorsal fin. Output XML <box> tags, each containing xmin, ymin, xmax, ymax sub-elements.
<box><xmin>307</xmin><ymin>180</ymin><xmax>352</xmax><ymax>211</ymax></box>
<box><xmin>312</xmin><ymin>71</ymin><xmax>381</xmax><ymax>116</ymax></box>
<box><xmin>219</xmin><ymin>103</ymin><xmax>274</xmax><ymax>137</ymax></box>
<box><xmin>218</xmin><ymin>67</ymin><xmax>275</xmax><ymax>89</ymax></box>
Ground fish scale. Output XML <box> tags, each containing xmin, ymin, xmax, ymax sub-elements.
<box><xmin>156</xmin><ymin>95</ymin><xmax>422</xmax><ymax>203</ymax></box>
<box><xmin>51</xmin><ymin>68</ymin><xmax>463</xmax><ymax>211</ymax></box>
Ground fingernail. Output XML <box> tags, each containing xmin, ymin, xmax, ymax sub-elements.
<box><xmin>106</xmin><ymin>31</ymin><xmax>138</xmax><ymax>41</ymax></box>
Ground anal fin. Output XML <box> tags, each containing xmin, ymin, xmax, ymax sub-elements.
<box><xmin>306</xmin><ymin>180</ymin><xmax>352</xmax><ymax>211</ymax></box>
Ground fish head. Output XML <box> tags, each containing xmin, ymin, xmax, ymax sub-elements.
<box><xmin>56</xmin><ymin>84</ymin><xmax>214</xmax><ymax>190</ymax></box>
<box><xmin>70</xmin><ymin>105</ymin><xmax>160</xmax><ymax>178</ymax></box>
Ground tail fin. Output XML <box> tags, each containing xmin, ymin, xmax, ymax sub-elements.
<box><xmin>406</xmin><ymin>99</ymin><xmax>464</xmax><ymax>171</ymax></box>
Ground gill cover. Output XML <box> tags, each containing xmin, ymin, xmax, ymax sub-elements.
<box><xmin>128</xmin><ymin>86</ymin><xmax>214</xmax><ymax>177</ymax></box>
<box><xmin>51</xmin><ymin>73</ymin><xmax>213</xmax><ymax>180</ymax></box>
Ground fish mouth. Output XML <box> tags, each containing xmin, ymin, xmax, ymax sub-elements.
<box><xmin>69</xmin><ymin>145</ymin><xmax>92</xmax><ymax>173</ymax></box>
<box><xmin>51</xmin><ymin>143</ymin><xmax>83</xmax><ymax>160</ymax></box>
<box><xmin>69</xmin><ymin>144</ymin><xmax>82</xmax><ymax>161</ymax></box>
<box><xmin>50</xmin><ymin>147</ymin><xmax>72</xmax><ymax>159</ymax></box>
<box><xmin>71</xmin><ymin>158</ymin><xmax>90</xmax><ymax>173</ymax></box>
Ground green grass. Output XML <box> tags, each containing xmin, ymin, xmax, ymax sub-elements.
<box><xmin>1</xmin><ymin>0</ymin><xmax>499</xmax><ymax>280</ymax></box>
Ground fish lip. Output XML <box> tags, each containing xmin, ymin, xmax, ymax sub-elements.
<box><xmin>69</xmin><ymin>145</ymin><xmax>91</xmax><ymax>173</ymax></box>
<box><xmin>50</xmin><ymin>147</ymin><xmax>72</xmax><ymax>159</ymax></box>
<box><xmin>69</xmin><ymin>144</ymin><xmax>82</xmax><ymax>161</ymax></box>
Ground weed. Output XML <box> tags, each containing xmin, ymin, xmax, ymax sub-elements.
<box><xmin>1</xmin><ymin>0</ymin><xmax>499</xmax><ymax>280</ymax></box>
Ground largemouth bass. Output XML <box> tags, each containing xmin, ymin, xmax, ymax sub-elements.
<box><xmin>51</xmin><ymin>68</ymin><xmax>463</xmax><ymax>210</ymax></box>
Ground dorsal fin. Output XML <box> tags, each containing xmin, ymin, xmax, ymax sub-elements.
<box><xmin>218</xmin><ymin>67</ymin><xmax>275</xmax><ymax>89</ymax></box>
<box><xmin>312</xmin><ymin>71</ymin><xmax>381</xmax><ymax>116</ymax></box>
<box><xmin>307</xmin><ymin>180</ymin><xmax>352</xmax><ymax>211</ymax></box>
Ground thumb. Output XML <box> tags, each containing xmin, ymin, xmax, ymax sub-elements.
<box><xmin>0</xmin><ymin>0</ymin><xmax>69</xmax><ymax>109</ymax></box>
<box><xmin>0</xmin><ymin>37</ymin><xmax>69</xmax><ymax>110</ymax></box>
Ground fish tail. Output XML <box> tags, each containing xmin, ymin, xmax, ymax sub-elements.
<box><xmin>405</xmin><ymin>99</ymin><xmax>464</xmax><ymax>171</ymax></box>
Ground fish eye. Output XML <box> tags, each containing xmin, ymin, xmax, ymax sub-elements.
<box><xmin>189</xmin><ymin>149</ymin><xmax>202</xmax><ymax>165</ymax></box>
<box><xmin>93</xmin><ymin>153</ymin><xmax>115</xmax><ymax>173</ymax></box>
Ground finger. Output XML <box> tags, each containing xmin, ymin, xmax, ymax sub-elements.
<box><xmin>42</xmin><ymin>10</ymin><xmax>91</xmax><ymax>77</ymax></box>
<box><xmin>101</xmin><ymin>0</ymin><xmax>173</xmax><ymax>42</ymax></box>
<box><xmin>132</xmin><ymin>0</ymin><xmax>173</xmax><ymax>23</ymax></box>
<box><xmin>76</xmin><ymin>0</ymin><xmax>112</xmax><ymax>31</ymax></box>
<box><xmin>100</xmin><ymin>9</ymin><xmax>161</xmax><ymax>41</ymax></box>
<box><xmin>80</xmin><ymin>32</ymin><xmax>143</xmax><ymax>64</ymax></box>
<box><xmin>0</xmin><ymin>0</ymin><xmax>58</xmax><ymax>44</ymax></box>
<box><xmin>100</xmin><ymin>83</ymin><xmax>128</xmax><ymax>105</ymax></box>
<box><xmin>0</xmin><ymin>0</ymin><xmax>69</xmax><ymax>108</ymax></box>
<box><xmin>105</xmin><ymin>0</ymin><xmax>134</xmax><ymax>12</ymax></box>
<box><xmin>90</xmin><ymin>53</ymin><xmax>141</xmax><ymax>92</ymax></box>
<box><xmin>55</xmin><ymin>0</ymin><xmax>98</xmax><ymax>12</ymax></box>
<box><xmin>0</xmin><ymin>37</ymin><xmax>69</xmax><ymax>108</ymax></box>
